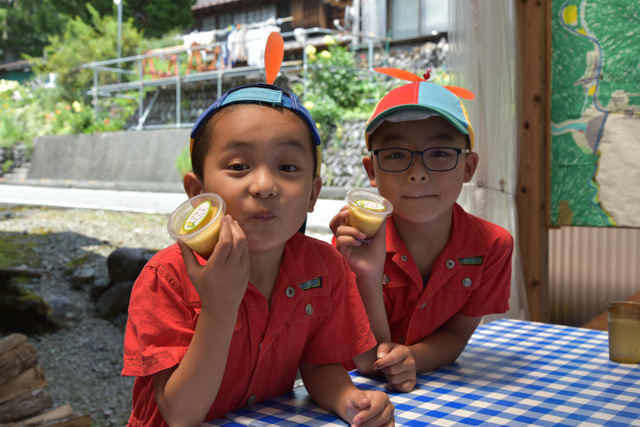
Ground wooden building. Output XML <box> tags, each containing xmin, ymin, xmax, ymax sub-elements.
<box><xmin>191</xmin><ymin>0</ymin><xmax>351</xmax><ymax>33</ymax></box>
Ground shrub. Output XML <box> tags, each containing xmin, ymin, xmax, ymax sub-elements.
<box><xmin>296</xmin><ymin>36</ymin><xmax>394</xmax><ymax>145</ymax></box>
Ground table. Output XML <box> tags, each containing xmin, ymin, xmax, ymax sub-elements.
<box><xmin>206</xmin><ymin>319</ymin><xmax>640</xmax><ymax>426</ymax></box>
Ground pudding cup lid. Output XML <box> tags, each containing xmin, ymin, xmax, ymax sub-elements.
<box><xmin>345</xmin><ymin>189</ymin><xmax>393</xmax><ymax>217</ymax></box>
<box><xmin>167</xmin><ymin>193</ymin><xmax>226</xmax><ymax>242</ymax></box>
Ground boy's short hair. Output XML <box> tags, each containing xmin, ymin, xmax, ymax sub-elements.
<box><xmin>190</xmin><ymin>83</ymin><xmax>322</xmax><ymax>178</ymax></box>
<box><xmin>365</xmin><ymin>81</ymin><xmax>475</xmax><ymax>151</ymax></box>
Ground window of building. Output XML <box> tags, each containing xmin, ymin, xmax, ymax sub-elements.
<box><xmin>201</xmin><ymin>15</ymin><xmax>216</xmax><ymax>31</ymax></box>
<box><xmin>196</xmin><ymin>4</ymin><xmax>278</xmax><ymax>32</ymax></box>
<box><xmin>390</xmin><ymin>0</ymin><xmax>448</xmax><ymax>40</ymax></box>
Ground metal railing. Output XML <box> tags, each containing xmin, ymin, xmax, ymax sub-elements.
<box><xmin>82</xmin><ymin>27</ymin><xmax>390</xmax><ymax>131</ymax></box>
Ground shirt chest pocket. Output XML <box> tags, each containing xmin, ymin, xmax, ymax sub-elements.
<box><xmin>285</xmin><ymin>295</ymin><xmax>332</xmax><ymax>324</ymax></box>
<box><xmin>443</xmin><ymin>268</ymin><xmax>482</xmax><ymax>293</ymax></box>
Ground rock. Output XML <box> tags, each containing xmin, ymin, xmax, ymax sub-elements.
<box><xmin>96</xmin><ymin>281</ymin><xmax>134</xmax><ymax>318</ymax></box>
<box><xmin>90</xmin><ymin>278</ymin><xmax>113</xmax><ymax>300</ymax></box>
<box><xmin>48</xmin><ymin>296</ymin><xmax>77</xmax><ymax>328</ymax></box>
<box><xmin>107</xmin><ymin>248</ymin><xmax>154</xmax><ymax>283</ymax></box>
<box><xmin>0</xmin><ymin>279</ymin><xmax>58</xmax><ymax>334</ymax></box>
<box><xmin>71</xmin><ymin>268</ymin><xmax>97</xmax><ymax>290</ymax></box>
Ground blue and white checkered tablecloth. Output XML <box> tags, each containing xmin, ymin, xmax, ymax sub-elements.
<box><xmin>207</xmin><ymin>319</ymin><xmax>640</xmax><ymax>426</ymax></box>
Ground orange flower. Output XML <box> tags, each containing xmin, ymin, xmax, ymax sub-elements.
<box><xmin>103</xmin><ymin>118</ymin><xmax>110</xmax><ymax>125</ymax></box>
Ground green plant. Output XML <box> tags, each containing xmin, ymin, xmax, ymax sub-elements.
<box><xmin>175</xmin><ymin>146</ymin><xmax>192</xmax><ymax>177</ymax></box>
<box><xmin>0</xmin><ymin>79</ymin><xmax>138</xmax><ymax>158</ymax></box>
<box><xmin>297</xmin><ymin>36</ymin><xmax>394</xmax><ymax>145</ymax></box>
<box><xmin>2</xmin><ymin>160</ymin><xmax>14</xmax><ymax>173</ymax></box>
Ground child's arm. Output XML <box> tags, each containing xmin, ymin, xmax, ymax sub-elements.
<box><xmin>153</xmin><ymin>216</ymin><xmax>250</xmax><ymax>426</ymax></box>
<box><xmin>374</xmin><ymin>313</ymin><xmax>481</xmax><ymax>391</ymax></box>
<box><xmin>299</xmin><ymin>361</ymin><xmax>395</xmax><ymax>427</ymax></box>
<box><xmin>330</xmin><ymin>208</ymin><xmax>392</xmax><ymax>373</ymax></box>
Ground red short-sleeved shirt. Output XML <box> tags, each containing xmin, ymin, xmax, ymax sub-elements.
<box><xmin>382</xmin><ymin>203</ymin><xmax>513</xmax><ymax>346</ymax></box>
<box><xmin>122</xmin><ymin>232</ymin><xmax>375</xmax><ymax>426</ymax></box>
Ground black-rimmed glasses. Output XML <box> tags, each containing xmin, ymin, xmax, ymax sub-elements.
<box><xmin>372</xmin><ymin>147</ymin><xmax>470</xmax><ymax>172</ymax></box>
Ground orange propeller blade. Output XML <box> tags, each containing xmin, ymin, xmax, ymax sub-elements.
<box><xmin>444</xmin><ymin>85</ymin><xmax>475</xmax><ymax>100</ymax></box>
<box><xmin>265</xmin><ymin>32</ymin><xmax>284</xmax><ymax>84</ymax></box>
<box><xmin>374</xmin><ymin>67</ymin><xmax>423</xmax><ymax>82</ymax></box>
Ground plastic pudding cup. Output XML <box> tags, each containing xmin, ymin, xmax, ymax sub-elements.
<box><xmin>345</xmin><ymin>189</ymin><xmax>393</xmax><ymax>239</ymax></box>
<box><xmin>167</xmin><ymin>193</ymin><xmax>226</xmax><ymax>258</ymax></box>
<box><xmin>607</xmin><ymin>301</ymin><xmax>640</xmax><ymax>364</ymax></box>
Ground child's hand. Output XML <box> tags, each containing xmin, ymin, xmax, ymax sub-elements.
<box><xmin>178</xmin><ymin>215</ymin><xmax>249</xmax><ymax>314</ymax></box>
<box><xmin>373</xmin><ymin>342</ymin><xmax>417</xmax><ymax>392</ymax></box>
<box><xmin>330</xmin><ymin>206</ymin><xmax>386</xmax><ymax>281</ymax></box>
<box><xmin>345</xmin><ymin>390</ymin><xmax>395</xmax><ymax>427</ymax></box>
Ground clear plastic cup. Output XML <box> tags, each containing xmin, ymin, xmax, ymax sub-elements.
<box><xmin>607</xmin><ymin>301</ymin><xmax>640</xmax><ymax>364</ymax></box>
<box><xmin>167</xmin><ymin>193</ymin><xmax>226</xmax><ymax>258</ymax></box>
<box><xmin>345</xmin><ymin>189</ymin><xmax>393</xmax><ymax>239</ymax></box>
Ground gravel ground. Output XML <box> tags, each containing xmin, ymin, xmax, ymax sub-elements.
<box><xmin>0</xmin><ymin>205</ymin><xmax>175</xmax><ymax>426</ymax></box>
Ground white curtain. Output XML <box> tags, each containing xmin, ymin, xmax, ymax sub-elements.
<box><xmin>448</xmin><ymin>0</ymin><xmax>528</xmax><ymax>321</ymax></box>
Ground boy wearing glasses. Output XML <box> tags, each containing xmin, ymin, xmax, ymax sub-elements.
<box><xmin>330</xmin><ymin>79</ymin><xmax>513</xmax><ymax>392</ymax></box>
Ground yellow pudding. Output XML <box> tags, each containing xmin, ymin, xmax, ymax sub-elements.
<box><xmin>347</xmin><ymin>202</ymin><xmax>386</xmax><ymax>238</ymax></box>
<box><xmin>168</xmin><ymin>193</ymin><xmax>225</xmax><ymax>258</ymax></box>
<box><xmin>345</xmin><ymin>189</ymin><xmax>393</xmax><ymax>239</ymax></box>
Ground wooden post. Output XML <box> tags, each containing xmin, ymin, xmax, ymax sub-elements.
<box><xmin>515</xmin><ymin>0</ymin><xmax>551</xmax><ymax>322</ymax></box>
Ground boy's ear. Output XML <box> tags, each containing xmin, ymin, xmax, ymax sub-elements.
<box><xmin>306</xmin><ymin>175</ymin><xmax>323</xmax><ymax>213</ymax></box>
<box><xmin>463</xmin><ymin>152</ymin><xmax>479</xmax><ymax>183</ymax></box>
<box><xmin>362</xmin><ymin>156</ymin><xmax>378</xmax><ymax>188</ymax></box>
<box><xmin>183</xmin><ymin>172</ymin><xmax>204</xmax><ymax>198</ymax></box>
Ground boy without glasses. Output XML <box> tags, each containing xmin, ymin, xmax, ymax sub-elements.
<box><xmin>331</xmin><ymin>74</ymin><xmax>514</xmax><ymax>392</ymax></box>
<box><xmin>122</xmin><ymin>36</ymin><xmax>394</xmax><ymax>426</ymax></box>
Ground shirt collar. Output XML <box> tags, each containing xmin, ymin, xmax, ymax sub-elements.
<box><xmin>385</xmin><ymin>203</ymin><xmax>489</xmax><ymax>258</ymax></box>
<box><xmin>281</xmin><ymin>232</ymin><xmax>329</xmax><ymax>285</ymax></box>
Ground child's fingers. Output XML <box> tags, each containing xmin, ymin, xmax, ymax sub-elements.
<box><xmin>226</xmin><ymin>219</ymin><xmax>249</xmax><ymax>266</ymax></box>
<box><xmin>372</xmin><ymin>346</ymin><xmax>405</xmax><ymax>371</ymax></box>
<box><xmin>384</xmin><ymin>373</ymin><xmax>416</xmax><ymax>393</ymax></box>
<box><xmin>376</xmin><ymin>342</ymin><xmax>392</xmax><ymax>359</ymax></box>
<box><xmin>336</xmin><ymin>224</ymin><xmax>367</xmax><ymax>242</ymax></box>
<box><xmin>177</xmin><ymin>241</ymin><xmax>200</xmax><ymax>275</ymax></box>
<box><xmin>350</xmin><ymin>392</ymin><xmax>395</xmax><ymax>427</ymax></box>
<box><xmin>329</xmin><ymin>206</ymin><xmax>349</xmax><ymax>235</ymax></box>
<box><xmin>209</xmin><ymin>215</ymin><xmax>235</xmax><ymax>263</ymax></box>
<box><xmin>347</xmin><ymin>391</ymin><xmax>371</xmax><ymax>425</ymax></box>
<box><xmin>335</xmin><ymin>234</ymin><xmax>364</xmax><ymax>252</ymax></box>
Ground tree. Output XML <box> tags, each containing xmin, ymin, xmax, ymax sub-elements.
<box><xmin>32</xmin><ymin>3</ymin><xmax>143</xmax><ymax>101</ymax></box>
<box><xmin>1</xmin><ymin>0</ymin><xmax>195</xmax><ymax>65</ymax></box>
<box><xmin>0</xmin><ymin>0</ymin><xmax>68</xmax><ymax>62</ymax></box>
<box><xmin>127</xmin><ymin>0</ymin><xmax>195</xmax><ymax>39</ymax></box>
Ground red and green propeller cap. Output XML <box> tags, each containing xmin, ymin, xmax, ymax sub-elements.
<box><xmin>365</xmin><ymin>67</ymin><xmax>475</xmax><ymax>151</ymax></box>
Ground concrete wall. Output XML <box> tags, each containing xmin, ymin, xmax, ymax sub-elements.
<box><xmin>28</xmin><ymin>130</ymin><xmax>190</xmax><ymax>185</ymax></box>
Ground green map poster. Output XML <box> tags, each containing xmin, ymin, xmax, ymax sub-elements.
<box><xmin>550</xmin><ymin>0</ymin><xmax>640</xmax><ymax>227</ymax></box>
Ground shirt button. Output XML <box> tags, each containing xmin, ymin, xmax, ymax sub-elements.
<box><xmin>401</xmin><ymin>255</ymin><xmax>408</xmax><ymax>262</ymax></box>
<box><xmin>247</xmin><ymin>395</ymin><xmax>256</xmax><ymax>405</ymax></box>
<box><xmin>398</xmin><ymin>337</ymin><xmax>405</xmax><ymax>344</ymax></box>
<box><xmin>305</xmin><ymin>304</ymin><xmax>314</xmax><ymax>315</ymax></box>
<box><xmin>285</xmin><ymin>287</ymin><xmax>295</xmax><ymax>297</ymax></box>
<box><xmin>462</xmin><ymin>277</ymin><xmax>472</xmax><ymax>288</ymax></box>
<box><xmin>418</xmin><ymin>302</ymin><xmax>426</xmax><ymax>309</ymax></box>
<box><xmin>382</xmin><ymin>274</ymin><xmax>389</xmax><ymax>285</ymax></box>
<box><xmin>446</xmin><ymin>259</ymin><xmax>455</xmax><ymax>269</ymax></box>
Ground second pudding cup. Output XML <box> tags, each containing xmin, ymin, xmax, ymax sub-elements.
<box><xmin>345</xmin><ymin>189</ymin><xmax>393</xmax><ymax>239</ymax></box>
